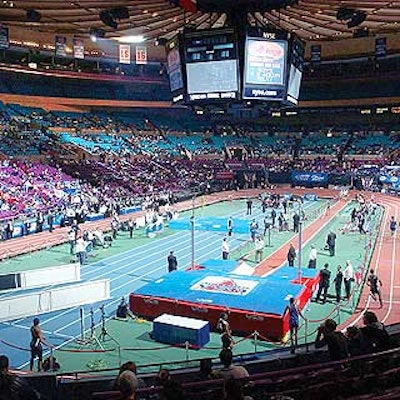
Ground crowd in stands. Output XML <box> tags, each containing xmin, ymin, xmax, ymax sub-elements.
<box><xmin>0</xmin><ymin>103</ymin><xmax>398</xmax><ymax>232</ymax></box>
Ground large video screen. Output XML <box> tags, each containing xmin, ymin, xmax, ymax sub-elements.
<box><xmin>243</xmin><ymin>38</ymin><xmax>288</xmax><ymax>101</ymax></box>
<box><xmin>183</xmin><ymin>28</ymin><xmax>240</xmax><ymax>102</ymax></box>
<box><xmin>187</xmin><ymin>59</ymin><xmax>238</xmax><ymax>99</ymax></box>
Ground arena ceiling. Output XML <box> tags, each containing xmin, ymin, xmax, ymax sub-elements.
<box><xmin>0</xmin><ymin>0</ymin><xmax>399</xmax><ymax>42</ymax></box>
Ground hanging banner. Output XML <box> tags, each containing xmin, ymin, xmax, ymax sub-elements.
<box><xmin>55</xmin><ymin>35</ymin><xmax>67</xmax><ymax>57</ymax></box>
<box><xmin>73</xmin><ymin>38</ymin><xmax>85</xmax><ymax>59</ymax></box>
<box><xmin>119</xmin><ymin>44</ymin><xmax>131</xmax><ymax>64</ymax></box>
<box><xmin>375</xmin><ymin>37</ymin><xmax>387</xmax><ymax>58</ymax></box>
<box><xmin>310</xmin><ymin>44</ymin><xmax>321</xmax><ymax>63</ymax></box>
<box><xmin>0</xmin><ymin>26</ymin><xmax>10</xmax><ymax>49</ymax></box>
<box><xmin>135</xmin><ymin>45</ymin><xmax>147</xmax><ymax>65</ymax></box>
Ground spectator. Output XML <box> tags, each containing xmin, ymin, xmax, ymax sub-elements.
<box><xmin>114</xmin><ymin>361</ymin><xmax>146</xmax><ymax>392</ymax></box>
<box><xmin>0</xmin><ymin>354</ymin><xmax>40</xmax><ymax>400</ymax></box>
<box><xmin>361</xmin><ymin>311</ymin><xmax>391</xmax><ymax>352</ymax></box>
<box><xmin>346</xmin><ymin>326</ymin><xmax>372</xmax><ymax>357</ymax></box>
<box><xmin>224</xmin><ymin>379</ymin><xmax>254</xmax><ymax>400</ymax></box>
<box><xmin>215</xmin><ymin>349</ymin><xmax>249</xmax><ymax>380</ymax></box>
<box><xmin>315</xmin><ymin>319</ymin><xmax>348</xmax><ymax>361</ymax></box>
<box><xmin>118</xmin><ymin>370</ymin><xmax>138</xmax><ymax>400</ymax></box>
<box><xmin>161</xmin><ymin>380</ymin><xmax>184</xmax><ymax>400</ymax></box>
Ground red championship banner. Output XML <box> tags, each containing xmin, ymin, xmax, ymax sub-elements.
<box><xmin>135</xmin><ymin>45</ymin><xmax>147</xmax><ymax>65</ymax></box>
<box><xmin>119</xmin><ymin>44</ymin><xmax>131</xmax><ymax>64</ymax></box>
<box><xmin>180</xmin><ymin>0</ymin><xmax>197</xmax><ymax>12</ymax></box>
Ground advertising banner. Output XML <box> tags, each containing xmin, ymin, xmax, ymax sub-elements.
<box><xmin>291</xmin><ymin>171</ymin><xmax>328</xmax><ymax>185</ymax></box>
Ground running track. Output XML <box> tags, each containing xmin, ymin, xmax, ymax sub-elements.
<box><xmin>1</xmin><ymin>188</ymin><xmax>399</xmax><ymax>367</ymax></box>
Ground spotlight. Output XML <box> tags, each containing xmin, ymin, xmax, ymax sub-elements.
<box><xmin>89</xmin><ymin>27</ymin><xmax>105</xmax><ymax>42</ymax></box>
<box><xmin>155</xmin><ymin>38</ymin><xmax>168</xmax><ymax>46</ymax></box>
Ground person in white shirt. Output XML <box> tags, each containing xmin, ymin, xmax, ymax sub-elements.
<box><xmin>308</xmin><ymin>245</ymin><xmax>317</xmax><ymax>268</ymax></box>
<box><xmin>67</xmin><ymin>229</ymin><xmax>76</xmax><ymax>255</ymax></box>
<box><xmin>254</xmin><ymin>235</ymin><xmax>265</xmax><ymax>263</ymax></box>
<box><xmin>222</xmin><ymin>238</ymin><xmax>230</xmax><ymax>260</ymax></box>
<box><xmin>343</xmin><ymin>260</ymin><xmax>354</xmax><ymax>300</ymax></box>
<box><xmin>75</xmin><ymin>237</ymin><xmax>87</xmax><ymax>265</ymax></box>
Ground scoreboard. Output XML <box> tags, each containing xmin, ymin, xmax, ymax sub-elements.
<box><xmin>167</xmin><ymin>27</ymin><xmax>304</xmax><ymax>107</ymax></box>
<box><xmin>243</xmin><ymin>29</ymin><xmax>288</xmax><ymax>101</ymax></box>
<box><xmin>183</xmin><ymin>28</ymin><xmax>240</xmax><ymax>102</ymax></box>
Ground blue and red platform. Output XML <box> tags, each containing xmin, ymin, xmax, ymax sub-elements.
<box><xmin>129</xmin><ymin>260</ymin><xmax>319</xmax><ymax>341</ymax></box>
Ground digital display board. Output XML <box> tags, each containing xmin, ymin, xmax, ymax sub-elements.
<box><xmin>187</xmin><ymin>60</ymin><xmax>238</xmax><ymax>99</ymax></box>
<box><xmin>243</xmin><ymin>38</ymin><xmax>288</xmax><ymax>101</ymax></box>
<box><xmin>166</xmin><ymin>37</ymin><xmax>185</xmax><ymax>102</ymax></box>
<box><xmin>183</xmin><ymin>28</ymin><xmax>240</xmax><ymax>102</ymax></box>
<box><xmin>167</xmin><ymin>48</ymin><xmax>184</xmax><ymax>92</ymax></box>
<box><xmin>285</xmin><ymin>37</ymin><xmax>304</xmax><ymax>105</ymax></box>
<box><xmin>286</xmin><ymin>65</ymin><xmax>302</xmax><ymax>105</ymax></box>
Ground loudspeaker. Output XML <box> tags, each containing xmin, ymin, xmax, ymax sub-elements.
<box><xmin>110</xmin><ymin>7</ymin><xmax>129</xmax><ymax>20</ymax></box>
<box><xmin>26</xmin><ymin>9</ymin><xmax>41</xmax><ymax>22</ymax></box>
<box><xmin>99</xmin><ymin>10</ymin><xmax>118</xmax><ymax>29</ymax></box>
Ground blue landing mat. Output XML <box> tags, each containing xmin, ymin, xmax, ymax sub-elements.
<box><xmin>169</xmin><ymin>217</ymin><xmax>261</xmax><ymax>234</ymax></box>
<box><xmin>135</xmin><ymin>266</ymin><xmax>319</xmax><ymax>316</ymax></box>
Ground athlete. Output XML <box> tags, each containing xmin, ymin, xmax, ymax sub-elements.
<box><xmin>389</xmin><ymin>216</ymin><xmax>397</xmax><ymax>237</ymax></box>
<box><xmin>284</xmin><ymin>297</ymin><xmax>306</xmax><ymax>354</ymax></box>
<box><xmin>367</xmin><ymin>269</ymin><xmax>383</xmax><ymax>308</ymax></box>
<box><xmin>29</xmin><ymin>318</ymin><xmax>53</xmax><ymax>372</ymax></box>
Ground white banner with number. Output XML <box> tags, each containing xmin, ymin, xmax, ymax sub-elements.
<box><xmin>135</xmin><ymin>45</ymin><xmax>147</xmax><ymax>65</ymax></box>
<box><xmin>119</xmin><ymin>44</ymin><xmax>131</xmax><ymax>64</ymax></box>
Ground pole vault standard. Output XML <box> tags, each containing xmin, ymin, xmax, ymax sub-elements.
<box><xmin>297</xmin><ymin>203</ymin><xmax>303</xmax><ymax>283</ymax></box>
<box><xmin>190</xmin><ymin>196</ymin><xmax>195</xmax><ymax>268</ymax></box>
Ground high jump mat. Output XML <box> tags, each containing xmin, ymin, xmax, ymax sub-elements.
<box><xmin>129</xmin><ymin>260</ymin><xmax>319</xmax><ymax>341</ymax></box>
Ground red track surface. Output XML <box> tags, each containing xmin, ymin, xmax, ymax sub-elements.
<box><xmin>1</xmin><ymin>187</ymin><xmax>398</xmax><ymax>327</ymax></box>
<box><xmin>253</xmin><ymin>198</ymin><xmax>347</xmax><ymax>276</ymax></box>
<box><xmin>340</xmin><ymin>193</ymin><xmax>400</xmax><ymax>328</ymax></box>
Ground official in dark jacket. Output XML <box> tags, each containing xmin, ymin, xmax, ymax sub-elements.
<box><xmin>326</xmin><ymin>231</ymin><xmax>337</xmax><ymax>256</ymax></box>
<box><xmin>316</xmin><ymin>263</ymin><xmax>331</xmax><ymax>303</ymax></box>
